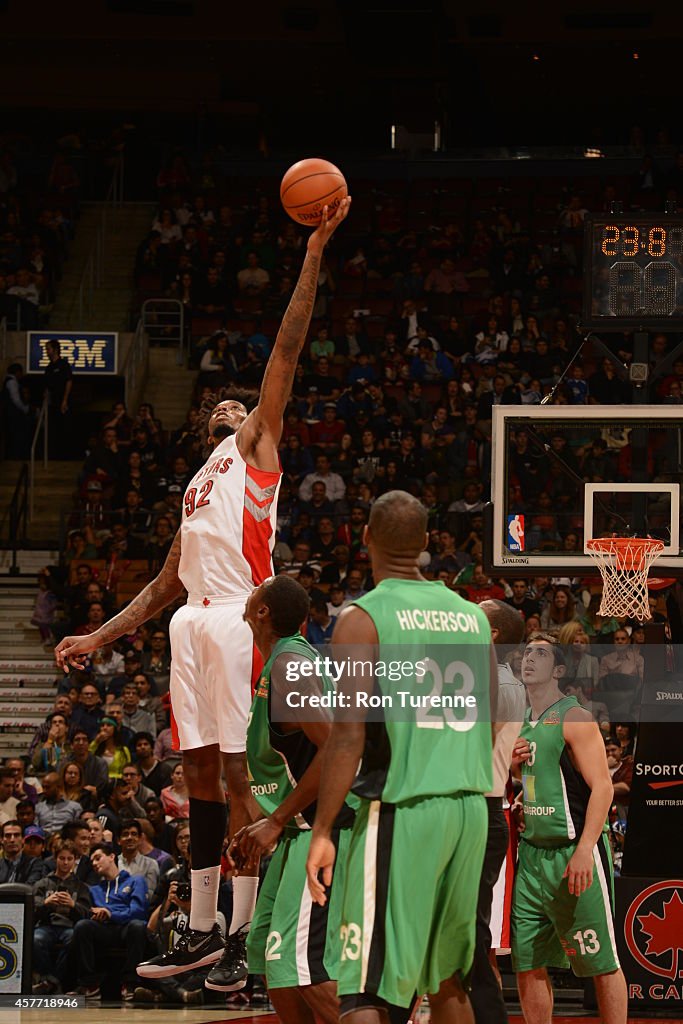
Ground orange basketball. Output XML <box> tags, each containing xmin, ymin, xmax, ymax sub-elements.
<box><xmin>280</xmin><ymin>158</ymin><xmax>348</xmax><ymax>227</ymax></box>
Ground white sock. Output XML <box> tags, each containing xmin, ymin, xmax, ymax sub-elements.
<box><xmin>230</xmin><ymin>875</ymin><xmax>259</xmax><ymax>933</ymax></box>
<box><xmin>189</xmin><ymin>866</ymin><xmax>220</xmax><ymax>932</ymax></box>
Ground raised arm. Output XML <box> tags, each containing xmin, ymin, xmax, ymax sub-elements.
<box><xmin>244</xmin><ymin>198</ymin><xmax>351</xmax><ymax>449</ymax></box>
<box><xmin>55</xmin><ymin>530</ymin><xmax>184</xmax><ymax>671</ymax></box>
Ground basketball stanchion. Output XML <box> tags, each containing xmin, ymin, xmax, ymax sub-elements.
<box><xmin>586</xmin><ymin>537</ymin><xmax>665</xmax><ymax>621</ymax></box>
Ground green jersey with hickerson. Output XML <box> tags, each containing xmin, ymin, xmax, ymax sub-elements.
<box><xmin>351</xmin><ymin>577</ymin><xmax>493</xmax><ymax>803</ymax></box>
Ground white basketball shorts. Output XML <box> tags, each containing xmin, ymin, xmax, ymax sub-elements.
<box><xmin>169</xmin><ymin>594</ymin><xmax>256</xmax><ymax>753</ymax></box>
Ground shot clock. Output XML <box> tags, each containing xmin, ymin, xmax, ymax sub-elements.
<box><xmin>583</xmin><ymin>215</ymin><xmax>683</xmax><ymax>330</ymax></box>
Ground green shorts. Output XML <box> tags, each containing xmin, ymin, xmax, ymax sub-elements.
<box><xmin>511</xmin><ymin>834</ymin><xmax>620</xmax><ymax>978</ymax></box>
<box><xmin>337</xmin><ymin>791</ymin><xmax>487</xmax><ymax>1009</ymax></box>
<box><xmin>247</xmin><ymin>826</ymin><xmax>351</xmax><ymax>989</ymax></box>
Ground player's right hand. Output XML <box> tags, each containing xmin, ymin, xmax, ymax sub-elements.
<box><xmin>54</xmin><ymin>634</ymin><xmax>99</xmax><ymax>672</ymax></box>
<box><xmin>511</xmin><ymin>738</ymin><xmax>532</xmax><ymax>769</ymax></box>
<box><xmin>306</xmin><ymin>833</ymin><xmax>336</xmax><ymax>907</ymax></box>
<box><xmin>308</xmin><ymin>196</ymin><xmax>352</xmax><ymax>253</ymax></box>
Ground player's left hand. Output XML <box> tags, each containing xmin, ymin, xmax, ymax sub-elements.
<box><xmin>308</xmin><ymin>197</ymin><xmax>352</xmax><ymax>252</ymax></box>
<box><xmin>563</xmin><ymin>845</ymin><xmax>594</xmax><ymax>897</ymax></box>
<box><xmin>306</xmin><ymin>833</ymin><xmax>336</xmax><ymax>907</ymax></box>
<box><xmin>232</xmin><ymin>817</ymin><xmax>283</xmax><ymax>868</ymax></box>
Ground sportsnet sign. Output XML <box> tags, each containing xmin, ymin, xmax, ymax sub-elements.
<box><xmin>27</xmin><ymin>332</ymin><xmax>118</xmax><ymax>374</ymax></box>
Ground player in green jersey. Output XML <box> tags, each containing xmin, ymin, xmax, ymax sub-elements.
<box><xmin>230</xmin><ymin>574</ymin><xmax>353</xmax><ymax>1024</ymax></box>
<box><xmin>511</xmin><ymin>632</ymin><xmax>627</xmax><ymax>1024</ymax></box>
<box><xmin>306</xmin><ymin>490</ymin><xmax>497</xmax><ymax>1023</ymax></box>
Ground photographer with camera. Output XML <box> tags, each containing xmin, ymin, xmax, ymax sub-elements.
<box><xmin>134</xmin><ymin>821</ymin><xmax>226</xmax><ymax>1004</ymax></box>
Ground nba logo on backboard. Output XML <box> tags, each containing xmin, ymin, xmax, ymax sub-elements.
<box><xmin>507</xmin><ymin>515</ymin><xmax>525</xmax><ymax>552</ymax></box>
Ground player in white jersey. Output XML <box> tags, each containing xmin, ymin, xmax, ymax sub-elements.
<box><xmin>55</xmin><ymin>197</ymin><xmax>351</xmax><ymax>988</ymax></box>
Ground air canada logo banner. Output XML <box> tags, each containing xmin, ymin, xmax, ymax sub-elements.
<box><xmin>617</xmin><ymin>877</ymin><xmax>683</xmax><ymax>1006</ymax></box>
<box><xmin>27</xmin><ymin>332</ymin><xmax>118</xmax><ymax>374</ymax></box>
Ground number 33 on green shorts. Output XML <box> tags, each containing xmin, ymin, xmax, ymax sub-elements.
<box><xmin>511</xmin><ymin>835</ymin><xmax>620</xmax><ymax>977</ymax></box>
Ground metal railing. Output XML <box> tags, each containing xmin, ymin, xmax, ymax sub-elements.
<box><xmin>74</xmin><ymin>154</ymin><xmax>125</xmax><ymax>327</ymax></box>
<box><xmin>141</xmin><ymin>298</ymin><xmax>185</xmax><ymax>364</ymax></box>
<box><xmin>29</xmin><ymin>395</ymin><xmax>48</xmax><ymax>522</ymax></box>
<box><xmin>123</xmin><ymin>317</ymin><xmax>150</xmax><ymax>407</ymax></box>
<box><xmin>0</xmin><ymin>464</ymin><xmax>29</xmax><ymax>577</ymax></box>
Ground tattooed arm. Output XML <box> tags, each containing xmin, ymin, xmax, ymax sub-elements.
<box><xmin>237</xmin><ymin>198</ymin><xmax>351</xmax><ymax>465</ymax></box>
<box><xmin>55</xmin><ymin>530</ymin><xmax>184</xmax><ymax>671</ymax></box>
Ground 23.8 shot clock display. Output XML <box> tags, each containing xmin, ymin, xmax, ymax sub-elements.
<box><xmin>583</xmin><ymin>214</ymin><xmax>683</xmax><ymax>330</ymax></box>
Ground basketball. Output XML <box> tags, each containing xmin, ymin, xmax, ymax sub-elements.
<box><xmin>280</xmin><ymin>157</ymin><xmax>348</xmax><ymax>227</ymax></box>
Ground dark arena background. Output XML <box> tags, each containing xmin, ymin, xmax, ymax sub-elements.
<box><xmin>1</xmin><ymin>1</ymin><xmax>683</xmax><ymax>1021</ymax></box>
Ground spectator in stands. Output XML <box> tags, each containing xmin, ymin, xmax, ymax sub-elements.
<box><xmin>505</xmin><ymin>579</ymin><xmax>540</xmax><ymax>620</ymax></box>
<box><xmin>599</xmin><ymin>628</ymin><xmax>644</xmax><ymax>683</ymax></box>
<box><xmin>43</xmin><ymin>339</ymin><xmax>73</xmax><ymax>457</ymax></box>
<box><xmin>134</xmin><ymin>733</ymin><xmax>173</xmax><ymax>796</ymax></box>
<box><xmin>59</xmin><ymin>760</ymin><xmax>97</xmax><ymax>814</ymax></box>
<box><xmin>557</xmin><ymin>621</ymin><xmax>600</xmax><ymax>693</ymax></box>
<box><xmin>145</xmin><ymin>517</ymin><xmax>174</xmax><ymax>570</ymax></box>
<box><xmin>23</xmin><ymin>825</ymin><xmax>49</xmax><ymax>866</ymax></box>
<box><xmin>96</xmin><ymin>778</ymin><xmax>141</xmax><ymax>836</ymax></box>
<box><xmin>117</xmin><ymin>820</ymin><xmax>159</xmax><ymax>899</ymax></box>
<box><xmin>71</xmin><ymin>683</ymin><xmax>103</xmax><ymax>740</ymax></box>
<box><xmin>137</xmin><ymin>819</ymin><xmax>174</xmax><ymax>875</ymax></box>
<box><xmin>74</xmin><ymin>601</ymin><xmax>107</xmax><ymax>637</ymax></box>
<box><xmin>310</xmin><ymin>402</ymin><xmax>346</xmax><ymax>454</ymax></box>
<box><xmin>16</xmin><ymin>800</ymin><xmax>36</xmax><ymax>830</ymax></box>
<box><xmin>108</xmin><ymin>649</ymin><xmax>144</xmax><ymax>700</ymax></box>
<box><xmin>344</xmin><ymin>567</ymin><xmax>367</xmax><ymax>602</ymax></box>
<box><xmin>577</xmin><ymin>592</ymin><xmax>618</xmax><ymax>639</ymax></box>
<box><xmin>90</xmin><ymin>716</ymin><xmax>131</xmax><ymax>779</ymax></box>
<box><xmin>588</xmin><ymin>358</ymin><xmax>630</xmax><ymax>405</ymax></box>
<box><xmin>140</xmin><ymin>629</ymin><xmax>171</xmax><ymax>681</ymax></box>
<box><xmin>83</xmin><ymin>427</ymin><xmax>124</xmax><ymax>489</ymax></box>
<box><xmin>69</xmin><ymin>728</ymin><xmax>108</xmax><ymax>798</ymax></box>
<box><xmin>237</xmin><ymin>251</ymin><xmax>269</xmax><ymax>298</ymax></box>
<box><xmin>120</xmin><ymin>683</ymin><xmax>157</xmax><ymax>738</ymax></box>
<box><xmin>8</xmin><ymin>267</ymin><xmax>40</xmax><ymax>328</ymax></box>
<box><xmin>5</xmin><ymin>757</ymin><xmax>37</xmax><ymax>806</ymax></box>
<box><xmin>428</xmin><ymin>530</ymin><xmax>467</xmax><ymax>577</ymax></box>
<box><xmin>66</xmin><ymin>842</ymin><xmax>149</xmax><ymax>1002</ymax></box>
<box><xmin>121</xmin><ymin>764</ymin><xmax>155</xmax><ymax>809</ymax></box>
<box><xmin>336</xmin><ymin>315</ymin><xmax>370</xmax><ymax>361</ymax></box>
<box><xmin>160</xmin><ymin>763</ymin><xmax>189</xmax><ymax>821</ymax></box>
<box><xmin>299</xmin><ymin>453</ymin><xmax>346</xmax><ymax>503</ymax></box>
<box><xmin>0</xmin><ymin>820</ymin><xmax>45</xmax><ymax>884</ymax></box>
<box><xmin>1</xmin><ymin>362</ymin><xmax>32</xmax><ymax>458</ymax></box>
<box><xmin>91</xmin><ymin>642</ymin><xmax>124</xmax><ymax>681</ymax></box>
<box><xmin>134</xmin><ymin>675</ymin><xmax>166</xmax><ymax>733</ymax></box>
<box><xmin>307</xmin><ymin>595</ymin><xmax>335</xmax><ymax>645</ymax></box>
<box><xmin>144</xmin><ymin>797</ymin><xmax>176</xmax><ymax>854</ymax></box>
<box><xmin>148</xmin><ymin>719</ymin><xmax>173</xmax><ymax>763</ymax></box>
<box><xmin>539</xmin><ymin>582</ymin><xmax>579</xmax><ymax>630</ymax></box>
<box><xmin>32</xmin><ymin>839</ymin><xmax>92</xmax><ymax>995</ymax></box>
<box><xmin>43</xmin><ymin>821</ymin><xmax>99</xmax><ymax>885</ymax></box>
<box><xmin>464</xmin><ymin>564</ymin><xmax>506</xmax><ymax>604</ymax></box>
<box><xmin>605</xmin><ymin>736</ymin><xmax>633</xmax><ymax>820</ymax></box>
<box><xmin>34</xmin><ymin>772</ymin><xmax>82</xmax><ymax>833</ymax></box>
<box><xmin>32</xmin><ymin>712</ymin><xmax>71</xmax><ymax>773</ymax></box>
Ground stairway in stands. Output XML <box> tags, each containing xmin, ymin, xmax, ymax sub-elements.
<box><xmin>0</xmin><ymin>551</ymin><xmax>58</xmax><ymax>758</ymax></box>
<box><xmin>144</xmin><ymin>347</ymin><xmax>198</xmax><ymax>432</ymax></box>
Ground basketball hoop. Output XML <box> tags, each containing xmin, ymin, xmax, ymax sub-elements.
<box><xmin>586</xmin><ymin>537</ymin><xmax>665</xmax><ymax>621</ymax></box>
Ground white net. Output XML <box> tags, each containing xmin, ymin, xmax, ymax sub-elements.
<box><xmin>586</xmin><ymin>538</ymin><xmax>664</xmax><ymax>621</ymax></box>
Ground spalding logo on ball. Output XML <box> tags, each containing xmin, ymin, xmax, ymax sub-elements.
<box><xmin>280</xmin><ymin>158</ymin><xmax>348</xmax><ymax>226</ymax></box>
